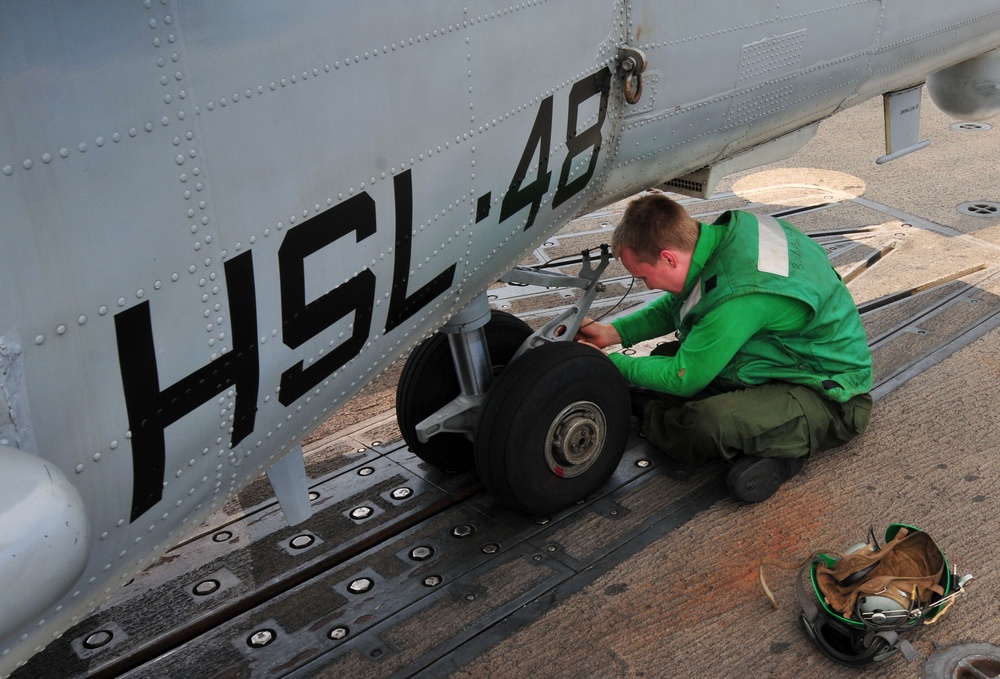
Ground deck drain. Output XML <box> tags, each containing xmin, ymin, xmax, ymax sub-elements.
<box><xmin>950</xmin><ymin>121</ymin><xmax>993</xmax><ymax>132</ymax></box>
<box><xmin>958</xmin><ymin>201</ymin><xmax>1000</xmax><ymax>217</ymax></box>
<box><xmin>924</xmin><ymin>643</ymin><xmax>1000</xmax><ymax>678</ymax></box>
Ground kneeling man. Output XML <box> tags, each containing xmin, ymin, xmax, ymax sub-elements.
<box><xmin>576</xmin><ymin>194</ymin><xmax>873</xmax><ymax>502</ymax></box>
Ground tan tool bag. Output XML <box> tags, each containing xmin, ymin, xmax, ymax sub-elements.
<box><xmin>813</xmin><ymin>527</ymin><xmax>945</xmax><ymax>621</ymax></box>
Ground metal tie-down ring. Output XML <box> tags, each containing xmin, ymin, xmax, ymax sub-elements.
<box><xmin>618</xmin><ymin>46</ymin><xmax>648</xmax><ymax>105</ymax></box>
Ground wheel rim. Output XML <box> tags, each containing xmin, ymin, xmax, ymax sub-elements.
<box><xmin>543</xmin><ymin>400</ymin><xmax>607</xmax><ymax>478</ymax></box>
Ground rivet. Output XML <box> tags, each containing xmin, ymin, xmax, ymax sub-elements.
<box><xmin>535</xmin><ymin>516</ymin><xmax>551</xmax><ymax>525</ymax></box>
<box><xmin>289</xmin><ymin>534</ymin><xmax>314</xmax><ymax>549</ymax></box>
<box><xmin>410</xmin><ymin>546</ymin><xmax>434</xmax><ymax>561</ymax></box>
<box><xmin>82</xmin><ymin>630</ymin><xmax>113</xmax><ymax>650</ymax></box>
<box><xmin>482</xmin><ymin>543</ymin><xmax>500</xmax><ymax>554</ymax></box>
<box><xmin>423</xmin><ymin>575</ymin><xmax>442</xmax><ymax>587</ymax></box>
<box><xmin>451</xmin><ymin>525</ymin><xmax>475</xmax><ymax>538</ymax></box>
<box><xmin>212</xmin><ymin>530</ymin><xmax>232</xmax><ymax>542</ymax></box>
<box><xmin>357</xmin><ymin>467</ymin><xmax>374</xmax><ymax>476</ymax></box>
<box><xmin>246</xmin><ymin>629</ymin><xmax>275</xmax><ymax>648</ymax></box>
<box><xmin>308</xmin><ymin>491</ymin><xmax>320</xmax><ymax>501</ymax></box>
<box><xmin>350</xmin><ymin>506</ymin><xmax>374</xmax><ymax>520</ymax></box>
<box><xmin>328</xmin><ymin>626</ymin><xmax>349</xmax><ymax>641</ymax></box>
<box><xmin>390</xmin><ymin>487</ymin><xmax>412</xmax><ymax>500</ymax></box>
<box><xmin>192</xmin><ymin>579</ymin><xmax>220</xmax><ymax>596</ymax></box>
<box><xmin>636</xmin><ymin>459</ymin><xmax>651</xmax><ymax>468</ymax></box>
<box><xmin>348</xmin><ymin>577</ymin><xmax>374</xmax><ymax>594</ymax></box>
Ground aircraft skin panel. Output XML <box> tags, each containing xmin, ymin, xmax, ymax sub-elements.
<box><xmin>174</xmin><ymin>0</ymin><xmax>478</xmax><ymax>406</ymax></box>
<box><xmin>734</xmin><ymin>51</ymin><xmax>871</xmax><ymax>152</ymax></box>
<box><xmin>4</xmin><ymin>1</ymin><xmax>1000</xmax><ymax>675</ymax></box>
<box><xmin>865</xmin><ymin>3</ymin><xmax>1000</xmax><ymax>95</ymax></box>
<box><xmin>612</xmin><ymin>2</ymin><xmax>883</xmax><ymax>188</ymax></box>
<box><xmin>170</xmin><ymin>0</ymin><xmax>624</xmax><ymax>395</ymax></box>
<box><xmin>0</xmin><ymin>12</ymin><xmax>626</xmax><ymax>672</ymax></box>
<box><xmin>179</xmin><ymin>9</ymin><xmax>476</xmax><ymax>222</ymax></box>
<box><xmin>0</xmin><ymin>3</ymin><xmax>238</xmax><ymax>612</ymax></box>
<box><xmin>0</xmin><ymin>5</ymin><xmax>162</xmax><ymax>164</ymax></box>
<box><xmin>604</xmin><ymin>1</ymin><xmax>1000</xmax><ymax>203</ymax></box>
<box><xmin>626</xmin><ymin>2</ymin><xmax>882</xmax><ymax>104</ymax></box>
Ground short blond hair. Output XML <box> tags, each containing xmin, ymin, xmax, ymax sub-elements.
<box><xmin>611</xmin><ymin>194</ymin><xmax>700</xmax><ymax>262</ymax></box>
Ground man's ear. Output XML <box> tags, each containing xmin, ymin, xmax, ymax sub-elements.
<box><xmin>659</xmin><ymin>249</ymin><xmax>676</xmax><ymax>268</ymax></box>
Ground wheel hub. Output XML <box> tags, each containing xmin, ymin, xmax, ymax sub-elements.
<box><xmin>544</xmin><ymin>401</ymin><xmax>607</xmax><ymax>478</ymax></box>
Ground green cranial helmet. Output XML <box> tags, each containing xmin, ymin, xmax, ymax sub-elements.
<box><xmin>798</xmin><ymin>523</ymin><xmax>973</xmax><ymax>666</ymax></box>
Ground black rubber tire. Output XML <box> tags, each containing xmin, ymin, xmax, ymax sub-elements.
<box><xmin>473</xmin><ymin>341</ymin><xmax>630</xmax><ymax>515</ymax></box>
<box><xmin>396</xmin><ymin>311</ymin><xmax>532</xmax><ymax>472</ymax></box>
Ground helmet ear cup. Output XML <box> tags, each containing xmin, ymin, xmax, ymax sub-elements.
<box><xmin>799</xmin><ymin>612</ymin><xmax>898</xmax><ymax>667</ymax></box>
<box><xmin>858</xmin><ymin>595</ymin><xmax>909</xmax><ymax>626</ymax></box>
<box><xmin>839</xmin><ymin>562</ymin><xmax>877</xmax><ymax>586</ymax></box>
<box><xmin>838</xmin><ymin>542</ymin><xmax>879</xmax><ymax>585</ymax></box>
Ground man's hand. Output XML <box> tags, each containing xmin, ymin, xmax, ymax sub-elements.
<box><xmin>575</xmin><ymin>317</ymin><xmax>622</xmax><ymax>349</ymax></box>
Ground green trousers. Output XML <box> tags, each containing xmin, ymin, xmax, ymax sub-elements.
<box><xmin>641</xmin><ymin>382</ymin><xmax>873</xmax><ymax>466</ymax></box>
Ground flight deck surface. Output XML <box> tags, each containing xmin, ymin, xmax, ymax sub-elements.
<box><xmin>15</xmin><ymin>95</ymin><xmax>1000</xmax><ymax>679</ymax></box>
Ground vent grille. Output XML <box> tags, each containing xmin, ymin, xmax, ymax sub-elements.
<box><xmin>950</xmin><ymin>121</ymin><xmax>992</xmax><ymax>132</ymax></box>
<box><xmin>958</xmin><ymin>201</ymin><xmax>1000</xmax><ymax>216</ymax></box>
<box><xmin>663</xmin><ymin>177</ymin><xmax>706</xmax><ymax>194</ymax></box>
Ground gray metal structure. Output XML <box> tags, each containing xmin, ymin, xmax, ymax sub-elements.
<box><xmin>3</xmin><ymin>2</ymin><xmax>1000</xmax><ymax>675</ymax></box>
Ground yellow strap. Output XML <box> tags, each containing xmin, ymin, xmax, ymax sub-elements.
<box><xmin>923</xmin><ymin>597</ymin><xmax>953</xmax><ymax>624</ymax></box>
<box><xmin>758</xmin><ymin>553</ymin><xmax>825</xmax><ymax>610</ymax></box>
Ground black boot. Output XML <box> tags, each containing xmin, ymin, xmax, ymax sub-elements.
<box><xmin>726</xmin><ymin>456</ymin><xmax>805</xmax><ymax>503</ymax></box>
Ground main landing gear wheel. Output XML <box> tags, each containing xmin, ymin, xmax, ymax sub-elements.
<box><xmin>396</xmin><ymin>311</ymin><xmax>532</xmax><ymax>472</ymax></box>
<box><xmin>474</xmin><ymin>341</ymin><xmax>630</xmax><ymax>515</ymax></box>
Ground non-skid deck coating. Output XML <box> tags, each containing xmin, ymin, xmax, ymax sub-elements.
<box><xmin>13</xmin><ymin>94</ymin><xmax>1000</xmax><ymax>679</ymax></box>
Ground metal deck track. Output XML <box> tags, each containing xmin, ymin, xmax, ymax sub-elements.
<box><xmin>14</xmin><ymin>198</ymin><xmax>1000</xmax><ymax>679</ymax></box>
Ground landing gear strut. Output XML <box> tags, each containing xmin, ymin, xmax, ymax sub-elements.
<box><xmin>395</xmin><ymin>246</ymin><xmax>629</xmax><ymax>514</ymax></box>
<box><xmin>396</xmin><ymin>308</ymin><xmax>531</xmax><ymax>472</ymax></box>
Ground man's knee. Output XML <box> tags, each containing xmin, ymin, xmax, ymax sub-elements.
<box><xmin>682</xmin><ymin>386</ymin><xmax>812</xmax><ymax>460</ymax></box>
<box><xmin>643</xmin><ymin>384</ymin><xmax>860</xmax><ymax>465</ymax></box>
<box><xmin>644</xmin><ymin>396</ymin><xmax>738</xmax><ymax>465</ymax></box>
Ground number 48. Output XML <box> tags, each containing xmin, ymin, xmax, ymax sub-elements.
<box><xmin>499</xmin><ymin>68</ymin><xmax>611</xmax><ymax>231</ymax></box>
